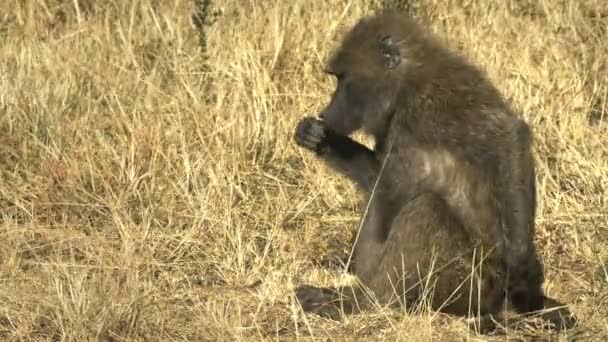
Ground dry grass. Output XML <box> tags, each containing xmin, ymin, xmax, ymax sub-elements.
<box><xmin>0</xmin><ymin>0</ymin><xmax>607</xmax><ymax>340</ymax></box>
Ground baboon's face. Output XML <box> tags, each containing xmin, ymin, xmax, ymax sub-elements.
<box><xmin>320</xmin><ymin>35</ymin><xmax>402</xmax><ymax>137</ymax></box>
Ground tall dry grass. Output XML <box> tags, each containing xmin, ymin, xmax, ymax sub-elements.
<box><xmin>0</xmin><ymin>0</ymin><xmax>607</xmax><ymax>340</ymax></box>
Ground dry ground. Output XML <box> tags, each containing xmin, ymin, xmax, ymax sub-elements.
<box><xmin>1</xmin><ymin>0</ymin><xmax>607</xmax><ymax>340</ymax></box>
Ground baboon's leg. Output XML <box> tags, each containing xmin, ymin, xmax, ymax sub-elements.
<box><xmin>358</xmin><ymin>193</ymin><xmax>505</xmax><ymax>319</ymax></box>
<box><xmin>296</xmin><ymin>194</ymin><xmax>507</xmax><ymax>332</ymax></box>
<box><xmin>294</xmin><ymin>285</ymin><xmax>369</xmax><ymax>320</ymax></box>
<box><xmin>402</xmin><ymin>148</ymin><xmax>505</xmax><ymax>263</ymax></box>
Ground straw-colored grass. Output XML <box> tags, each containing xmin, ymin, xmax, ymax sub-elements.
<box><xmin>1</xmin><ymin>0</ymin><xmax>606</xmax><ymax>340</ymax></box>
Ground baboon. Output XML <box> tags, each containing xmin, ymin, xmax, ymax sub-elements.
<box><xmin>293</xmin><ymin>11</ymin><xmax>576</xmax><ymax>332</ymax></box>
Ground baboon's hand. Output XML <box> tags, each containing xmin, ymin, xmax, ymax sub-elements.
<box><xmin>295</xmin><ymin>117</ymin><xmax>326</xmax><ymax>154</ymax></box>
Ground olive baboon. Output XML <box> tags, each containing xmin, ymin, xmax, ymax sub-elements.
<box><xmin>293</xmin><ymin>11</ymin><xmax>576</xmax><ymax>331</ymax></box>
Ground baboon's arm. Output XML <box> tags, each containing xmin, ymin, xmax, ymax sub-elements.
<box><xmin>499</xmin><ymin>121</ymin><xmax>537</xmax><ymax>267</ymax></box>
<box><xmin>319</xmin><ymin>130</ymin><xmax>379</xmax><ymax>191</ymax></box>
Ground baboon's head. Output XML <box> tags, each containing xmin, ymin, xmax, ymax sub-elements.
<box><xmin>320</xmin><ymin>12</ymin><xmax>424</xmax><ymax>138</ymax></box>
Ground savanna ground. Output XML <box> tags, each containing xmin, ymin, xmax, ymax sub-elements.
<box><xmin>0</xmin><ymin>0</ymin><xmax>607</xmax><ymax>340</ymax></box>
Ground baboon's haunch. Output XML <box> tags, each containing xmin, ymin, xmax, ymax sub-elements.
<box><xmin>294</xmin><ymin>11</ymin><xmax>576</xmax><ymax>332</ymax></box>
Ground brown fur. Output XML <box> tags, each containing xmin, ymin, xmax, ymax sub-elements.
<box><xmin>294</xmin><ymin>11</ymin><xmax>576</xmax><ymax>332</ymax></box>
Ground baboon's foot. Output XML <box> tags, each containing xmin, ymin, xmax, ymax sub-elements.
<box><xmin>295</xmin><ymin>285</ymin><xmax>367</xmax><ymax>320</ymax></box>
<box><xmin>536</xmin><ymin>296</ymin><xmax>577</xmax><ymax>331</ymax></box>
<box><xmin>294</xmin><ymin>285</ymin><xmax>343</xmax><ymax>320</ymax></box>
<box><xmin>466</xmin><ymin>313</ymin><xmax>505</xmax><ymax>335</ymax></box>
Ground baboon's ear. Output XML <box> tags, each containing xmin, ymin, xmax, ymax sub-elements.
<box><xmin>379</xmin><ymin>35</ymin><xmax>401</xmax><ymax>69</ymax></box>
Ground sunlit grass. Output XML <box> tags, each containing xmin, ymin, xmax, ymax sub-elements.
<box><xmin>0</xmin><ymin>0</ymin><xmax>606</xmax><ymax>340</ymax></box>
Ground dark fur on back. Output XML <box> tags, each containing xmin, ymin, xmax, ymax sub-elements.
<box><xmin>294</xmin><ymin>11</ymin><xmax>576</xmax><ymax>333</ymax></box>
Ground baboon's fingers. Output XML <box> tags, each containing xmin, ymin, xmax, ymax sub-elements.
<box><xmin>308</xmin><ymin>118</ymin><xmax>325</xmax><ymax>136</ymax></box>
<box><xmin>295</xmin><ymin>134</ymin><xmax>322</xmax><ymax>150</ymax></box>
<box><xmin>295</xmin><ymin>117</ymin><xmax>326</xmax><ymax>150</ymax></box>
<box><xmin>295</xmin><ymin>117</ymin><xmax>324</xmax><ymax>134</ymax></box>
